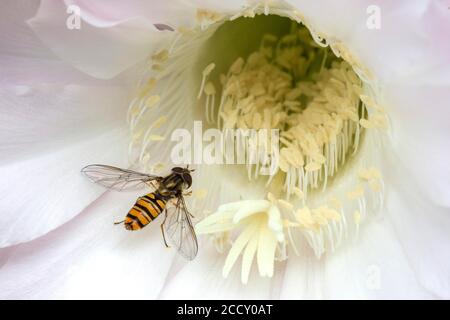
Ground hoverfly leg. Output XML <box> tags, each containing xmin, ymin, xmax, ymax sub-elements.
<box><xmin>114</xmin><ymin>220</ymin><xmax>124</xmax><ymax>225</ymax></box>
<box><xmin>161</xmin><ymin>225</ymin><xmax>170</xmax><ymax>248</ymax></box>
<box><xmin>161</xmin><ymin>211</ymin><xmax>170</xmax><ymax>248</ymax></box>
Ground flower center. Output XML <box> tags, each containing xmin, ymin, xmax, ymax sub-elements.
<box><xmin>128</xmin><ymin>6</ymin><xmax>389</xmax><ymax>280</ymax></box>
<box><xmin>197</xmin><ymin>14</ymin><xmax>370</xmax><ymax>202</ymax></box>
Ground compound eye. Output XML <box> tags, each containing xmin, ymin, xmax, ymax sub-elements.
<box><xmin>172</xmin><ymin>167</ymin><xmax>184</xmax><ymax>173</ymax></box>
<box><xmin>183</xmin><ymin>173</ymin><xmax>192</xmax><ymax>188</ymax></box>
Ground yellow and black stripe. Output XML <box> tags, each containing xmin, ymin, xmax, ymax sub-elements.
<box><xmin>124</xmin><ymin>193</ymin><xmax>166</xmax><ymax>231</ymax></box>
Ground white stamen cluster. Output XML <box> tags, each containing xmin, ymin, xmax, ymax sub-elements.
<box><xmin>194</xmin><ymin>19</ymin><xmax>387</xmax><ymax>274</ymax></box>
<box><xmin>195</xmin><ymin>196</ymin><xmax>285</xmax><ymax>284</ymax></box>
<box><xmin>201</xmin><ymin>27</ymin><xmax>367</xmax><ymax>200</ymax></box>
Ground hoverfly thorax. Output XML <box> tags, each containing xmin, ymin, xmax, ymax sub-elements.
<box><xmin>158</xmin><ymin>167</ymin><xmax>193</xmax><ymax>196</ymax></box>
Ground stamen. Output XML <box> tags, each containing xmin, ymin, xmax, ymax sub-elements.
<box><xmin>203</xmin><ymin>25</ymin><xmax>370</xmax><ymax>200</ymax></box>
<box><xmin>138</xmin><ymin>116</ymin><xmax>167</xmax><ymax>162</ymax></box>
<box><xmin>196</xmin><ymin>9</ymin><xmax>223</xmax><ymax>30</ymax></box>
<box><xmin>151</xmin><ymin>49</ymin><xmax>169</xmax><ymax>62</ymax></box>
<box><xmin>197</xmin><ymin>63</ymin><xmax>215</xmax><ymax>99</ymax></box>
<box><xmin>203</xmin><ymin>82</ymin><xmax>216</xmax><ymax>124</ymax></box>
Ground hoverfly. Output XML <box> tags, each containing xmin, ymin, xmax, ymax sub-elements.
<box><xmin>81</xmin><ymin>164</ymin><xmax>198</xmax><ymax>260</ymax></box>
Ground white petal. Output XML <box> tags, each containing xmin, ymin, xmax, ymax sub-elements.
<box><xmin>0</xmin><ymin>81</ymin><xmax>136</xmax><ymax>247</ymax></box>
<box><xmin>0</xmin><ymin>191</ymin><xmax>175</xmax><ymax>299</ymax></box>
<box><xmin>382</xmin><ymin>156</ymin><xmax>450</xmax><ymax>298</ymax></box>
<box><xmin>67</xmin><ymin>0</ymin><xmax>199</xmax><ymax>28</ymax></box>
<box><xmin>256</xmin><ymin>226</ymin><xmax>277</xmax><ymax>278</ymax></box>
<box><xmin>218</xmin><ymin>199</ymin><xmax>268</xmax><ymax>213</ymax></box>
<box><xmin>195</xmin><ymin>211</ymin><xmax>235</xmax><ymax>234</ymax></box>
<box><xmin>343</xmin><ymin>0</ymin><xmax>450</xmax><ymax>298</ymax></box>
<box><xmin>241</xmin><ymin>235</ymin><xmax>258</xmax><ymax>284</ymax></box>
<box><xmin>186</xmin><ymin>0</ymin><xmax>246</xmax><ymax>13</ymax></box>
<box><xmin>288</xmin><ymin>1</ymin><xmax>449</xmax><ymax>84</ymax></box>
<box><xmin>0</xmin><ymin>126</ymin><xmax>128</xmax><ymax>248</ymax></box>
<box><xmin>267</xmin><ymin>205</ymin><xmax>284</xmax><ymax>241</ymax></box>
<box><xmin>196</xmin><ymin>222</ymin><xmax>236</xmax><ymax>235</ymax></box>
<box><xmin>0</xmin><ymin>84</ymin><xmax>133</xmax><ymax>163</ymax></box>
<box><xmin>286</xmin><ymin>0</ymin><xmax>368</xmax><ymax>39</ymax></box>
<box><xmin>158</xmin><ymin>241</ymin><xmax>274</xmax><ymax>299</ymax></box>
<box><xmin>1</xmin><ymin>4</ymin><xmax>137</xmax><ymax>246</ymax></box>
<box><xmin>324</xmin><ymin>220</ymin><xmax>435</xmax><ymax>299</ymax></box>
<box><xmin>222</xmin><ymin>223</ymin><xmax>257</xmax><ymax>278</ymax></box>
<box><xmin>280</xmin><ymin>219</ymin><xmax>434</xmax><ymax>299</ymax></box>
<box><xmin>28</xmin><ymin>0</ymin><xmax>171</xmax><ymax>79</ymax></box>
<box><xmin>233</xmin><ymin>200</ymin><xmax>271</xmax><ymax>223</ymax></box>
<box><xmin>383</xmin><ymin>84</ymin><xmax>450</xmax><ymax>208</ymax></box>
<box><xmin>349</xmin><ymin>1</ymin><xmax>450</xmax><ymax>84</ymax></box>
<box><xmin>0</xmin><ymin>1</ymin><xmax>98</xmax><ymax>86</ymax></box>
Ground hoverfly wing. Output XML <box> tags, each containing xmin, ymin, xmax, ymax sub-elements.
<box><xmin>163</xmin><ymin>196</ymin><xmax>198</xmax><ymax>260</ymax></box>
<box><xmin>81</xmin><ymin>164</ymin><xmax>161</xmax><ymax>191</ymax></box>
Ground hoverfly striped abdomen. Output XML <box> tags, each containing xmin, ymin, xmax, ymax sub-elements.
<box><xmin>124</xmin><ymin>192</ymin><xmax>166</xmax><ymax>231</ymax></box>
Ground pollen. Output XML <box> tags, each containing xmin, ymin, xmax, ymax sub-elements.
<box><xmin>199</xmin><ymin>23</ymin><xmax>371</xmax><ymax>200</ymax></box>
<box><xmin>151</xmin><ymin>49</ymin><xmax>169</xmax><ymax>62</ymax></box>
<box><xmin>145</xmin><ymin>95</ymin><xmax>161</xmax><ymax>108</ymax></box>
<box><xmin>148</xmin><ymin>135</ymin><xmax>165</xmax><ymax>141</ymax></box>
<box><xmin>196</xmin><ymin>9</ymin><xmax>223</xmax><ymax>29</ymax></box>
<box><xmin>192</xmin><ymin>16</ymin><xmax>387</xmax><ymax>263</ymax></box>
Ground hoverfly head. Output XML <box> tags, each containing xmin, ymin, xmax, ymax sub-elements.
<box><xmin>182</xmin><ymin>172</ymin><xmax>192</xmax><ymax>189</ymax></box>
<box><xmin>171</xmin><ymin>166</ymin><xmax>193</xmax><ymax>189</ymax></box>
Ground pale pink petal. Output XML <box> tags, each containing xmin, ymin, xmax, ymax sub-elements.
<box><xmin>66</xmin><ymin>0</ymin><xmax>198</xmax><ymax>28</ymax></box>
<box><xmin>286</xmin><ymin>0</ymin><xmax>370</xmax><ymax>40</ymax></box>
<box><xmin>346</xmin><ymin>0</ymin><xmax>450</xmax><ymax>84</ymax></box>
<box><xmin>0</xmin><ymin>1</ymin><xmax>90</xmax><ymax>84</ymax></box>
<box><xmin>0</xmin><ymin>125</ymin><xmax>129</xmax><ymax>248</ymax></box>
<box><xmin>288</xmin><ymin>0</ymin><xmax>450</xmax><ymax>84</ymax></box>
<box><xmin>0</xmin><ymin>191</ymin><xmax>175</xmax><ymax>299</ymax></box>
<box><xmin>158</xmin><ymin>241</ymin><xmax>275</xmax><ymax>299</ymax></box>
<box><xmin>67</xmin><ymin>0</ymin><xmax>247</xmax><ymax>28</ymax></box>
<box><xmin>383</xmin><ymin>84</ymin><xmax>450</xmax><ymax>208</ymax></box>
<box><xmin>381</xmin><ymin>143</ymin><xmax>450</xmax><ymax>298</ymax></box>
<box><xmin>0</xmin><ymin>1</ymin><xmax>138</xmax><ymax>247</ymax></box>
<box><xmin>184</xmin><ymin>0</ymin><xmax>246</xmax><ymax>13</ymax></box>
<box><xmin>280</xmin><ymin>220</ymin><xmax>434</xmax><ymax>299</ymax></box>
<box><xmin>28</xmin><ymin>0</ymin><xmax>171</xmax><ymax>79</ymax></box>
